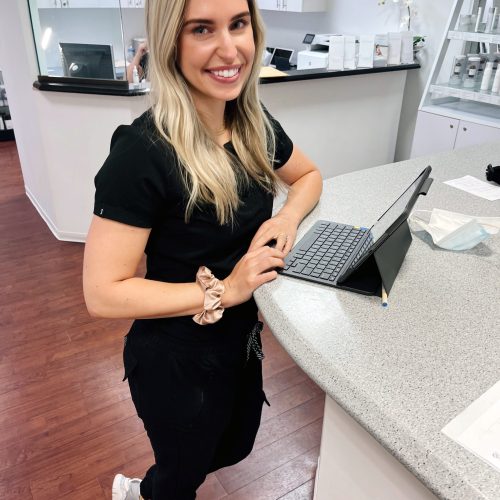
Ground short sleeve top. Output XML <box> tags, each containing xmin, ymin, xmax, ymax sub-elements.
<box><xmin>94</xmin><ymin>109</ymin><xmax>293</xmax><ymax>343</ymax></box>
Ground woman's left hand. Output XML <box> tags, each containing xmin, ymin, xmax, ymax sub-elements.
<box><xmin>248</xmin><ymin>213</ymin><xmax>298</xmax><ymax>255</ymax></box>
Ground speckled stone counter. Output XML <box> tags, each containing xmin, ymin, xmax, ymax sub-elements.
<box><xmin>254</xmin><ymin>141</ymin><xmax>500</xmax><ymax>500</ymax></box>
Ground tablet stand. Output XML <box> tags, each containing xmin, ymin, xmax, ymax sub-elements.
<box><xmin>336</xmin><ymin>219</ymin><xmax>412</xmax><ymax>296</ymax></box>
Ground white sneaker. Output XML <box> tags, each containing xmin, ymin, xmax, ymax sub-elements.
<box><xmin>112</xmin><ymin>473</ymin><xmax>142</xmax><ymax>500</ymax></box>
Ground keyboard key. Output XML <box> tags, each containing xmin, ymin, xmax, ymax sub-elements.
<box><xmin>301</xmin><ymin>267</ymin><xmax>314</xmax><ymax>275</ymax></box>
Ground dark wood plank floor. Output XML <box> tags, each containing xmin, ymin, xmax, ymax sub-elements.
<box><xmin>0</xmin><ymin>140</ymin><xmax>324</xmax><ymax>500</ymax></box>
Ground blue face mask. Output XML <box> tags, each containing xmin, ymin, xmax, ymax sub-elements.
<box><xmin>409</xmin><ymin>209</ymin><xmax>500</xmax><ymax>251</ymax></box>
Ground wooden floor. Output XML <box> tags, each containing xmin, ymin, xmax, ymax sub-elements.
<box><xmin>0</xmin><ymin>140</ymin><xmax>324</xmax><ymax>500</ymax></box>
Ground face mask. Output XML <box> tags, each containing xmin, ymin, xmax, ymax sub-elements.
<box><xmin>409</xmin><ymin>209</ymin><xmax>500</xmax><ymax>251</ymax></box>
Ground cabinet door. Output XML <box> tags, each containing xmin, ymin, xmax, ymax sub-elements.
<box><xmin>454</xmin><ymin>120</ymin><xmax>500</xmax><ymax>150</ymax></box>
<box><xmin>411</xmin><ymin>111</ymin><xmax>459</xmax><ymax>158</ymax></box>
<box><xmin>285</xmin><ymin>0</ymin><xmax>327</xmax><ymax>12</ymax></box>
<box><xmin>37</xmin><ymin>0</ymin><xmax>60</xmax><ymax>7</ymax></box>
<box><xmin>258</xmin><ymin>0</ymin><xmax>282</xmax><ymax>10</ymax></box>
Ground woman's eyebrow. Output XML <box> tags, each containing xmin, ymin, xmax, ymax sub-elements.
<box><xmin>183</xmin><ymin>11</ymin><xmax>250</xmax><ymax>27</ymax></box>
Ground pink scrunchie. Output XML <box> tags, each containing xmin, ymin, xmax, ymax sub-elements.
<box><xmin>192</xmin><ymin>266</ymin><xmax>225</xmax><ymax>325</ymax></box>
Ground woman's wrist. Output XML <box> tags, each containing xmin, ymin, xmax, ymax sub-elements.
<box><xmin>192</xmin><ymin>266</ymin><xmax>225</xmax><ymax>325</ymax></box>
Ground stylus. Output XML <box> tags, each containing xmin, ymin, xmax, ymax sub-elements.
<box><xmin>381</xmin><ymin>286</ymin><xmax>388</xmax><ymax>307</ymax></box>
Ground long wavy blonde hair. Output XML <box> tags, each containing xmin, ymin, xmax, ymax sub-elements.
<box><xmin>145</xmin><ymin>0</ymin><xmax>282</xmax><ymax>224</ymax></box>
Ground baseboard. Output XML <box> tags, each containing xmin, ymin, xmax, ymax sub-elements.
<box><xmin>25</xmin><ymin>187</ymin><xmax>86</xmax><ymax>243</ymax></box>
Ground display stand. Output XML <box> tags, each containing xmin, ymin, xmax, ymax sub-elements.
<box><xmin>411</xmin><ymin>0</ymin><xmax>500</xmax><ymax>158</ymax></box>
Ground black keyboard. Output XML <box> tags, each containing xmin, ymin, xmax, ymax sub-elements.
<box><xmin>281</xmin><ymin>221</ymin><xmax>370</xmax><ymax>285</ymax></box>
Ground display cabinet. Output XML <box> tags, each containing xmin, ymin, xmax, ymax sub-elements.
<box><xmin>258</xmin><ymin>0</ymin><xmax>327</xmax><ymax>13</ymax></box>
<box><xmin>29</xmin><ymin>0</ymin><xmax>149</xmax><ymax>83</ymax></box>
<box><xmin>411</xmin><ymin>0</ymin><xmax>500</xmax><ymax>158</ymax></box>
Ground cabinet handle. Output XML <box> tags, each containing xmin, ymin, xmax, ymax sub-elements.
<box><xmin>463</xmin><ymin>127</ymin><xmax>467</xmax><ymax>132</ymax></box>
<box><xmin>449</xmin><ymin>124</ymin><xmax>454</xmax><ymax>129</ymax></box>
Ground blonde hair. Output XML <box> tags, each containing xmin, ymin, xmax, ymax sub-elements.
<box><xmin>145</xmin><ymin>0</ymin><xmax>282</xmax><ymax>224</ymax></box>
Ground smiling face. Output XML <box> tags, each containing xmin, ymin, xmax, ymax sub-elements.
<box><xmin>177</xmin><ymin>0</ymin><xmax>256</xmax><ymax>115</ymax></box>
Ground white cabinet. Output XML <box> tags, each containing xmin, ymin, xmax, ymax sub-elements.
<box><xmin>258</xmin><ymin>0</ymin><xmax>327</xmax><ymax>12</ymax></box>
<box><xmin>455</xmin><ymin>118</ymin><xmax>500</xmax><ymax>148</ymax></box>
<box><xmin>411</xmin><ymin>0</ymin><xmax>500</xmax><ymax>158</ymax></box>
<box><xmin>412</xmin><ymin>110</ymin><xmax>500</xmax><ymax>157</ymax></box>
<box><xmin>37</xmin><ymin>0</ymin><xmax>122</xmax><ymax>7</ymax></box>
<box><xmin>122</xmin><ymin>0</ymin><xmax>145</xmax><ymax>7</ymax></box>
<box><xmin>411</xmin><ymin>112</ymin><xmax>459</xmax><ymax>157</ymax></box>
<box><xmin>37</xmin><ymin>0</ymin><xmax>61</xmax><ymax>7</ymax></box>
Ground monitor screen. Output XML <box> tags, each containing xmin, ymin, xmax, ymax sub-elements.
<box><xmin>271</xmin><ymin>48</ymin><xmax>293</xmax><ymax>66</ymax></box>
<box><xmin>59</xmin><ymin>43</ymin><xmax>116</xmax><ymax>80</ymax></box>
<box><xmin>347</xmin><ymin>168</ymin><xmax>431</xmax><ymax>269</ymax></box>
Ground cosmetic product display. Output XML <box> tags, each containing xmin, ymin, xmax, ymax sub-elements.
<box><xmin>491</xmin><ymin>66</ymin><xmax>500</xmax><ymax>93</ymax></box>
<box><xmin>344</xmin><ymin>35</ymin><xmax>356</xmax><ymax>70</ymax></box>
<box><xmin>475</xmin><ymin>54</ymin><xmax>488</xmax><ymax>89</ymax></box>
<box><xmin>401</xmin><ymin>31</ymin><xmax>414</xmax><ymax>64</ymax></box>
<box><xmin>358</xmin><ymin>35</ymin><xmax>375</xmax><ymax>68</ymax></box>
<box><xmin>480</xmin><ymin>61</ymin><xmax>494</xmax><ymax>91</ymax></box>
<box><xmin>328</xmin><ymin>35</ymin><xmax>345</xmax><ymax>71</ymax></box>
<box><xmin>463</xmin><ymin>56</ymin><xmax>481</xmax><ymax>88</ymax></box>
<box><xmin>474</xmin><ymin>7</ymin><xmax>483</xmax><ymax>32</ymax></box>
<box><xmin>388</xmin><ymin>32</ymin><xmax>402</xmax><ymax>65</ymax></box>
<box><xmin>449</xmin><ymin>55</ymin><xmax>467</xmax><ymax>85</ymax></box>
<box><xmin>485</xmin><ymin>7</ymin><xmax>497</xmax><ymax>33</ymax></box>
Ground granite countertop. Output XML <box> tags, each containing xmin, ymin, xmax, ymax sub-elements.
<box><xmin>255</xmin><ymin>141</ymin><xmax>500</xmax><ymax>500</ymax></box>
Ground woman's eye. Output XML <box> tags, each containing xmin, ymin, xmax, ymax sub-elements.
<box><xmin>231</xmin><ymin>19</ymin><xmax>249</xmax><ymax>30</ymax></box>
<box><xmin>193</xmin><ymin>25</ymin><xmax>209</xmax><ymax>35</ymax></box>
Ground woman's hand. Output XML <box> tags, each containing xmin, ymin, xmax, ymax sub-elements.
<box><xmin>248</xmin><ymin>213</ymin><xmax>298</xmax><ymax>255</ymax></box>
<box><xmin>222</xmin><ymin>246</ymin><xmax>285</xmax><ymax>308</ymax></box>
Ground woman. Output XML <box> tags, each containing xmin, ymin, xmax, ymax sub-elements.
<box><xmin>83</xmin><ymin>0</ymin><xmax>322</xmax><ymax>498</ymax></box>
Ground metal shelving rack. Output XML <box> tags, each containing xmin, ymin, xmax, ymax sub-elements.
<box><xmin>419</xmin><ymin>0</ymin><xmax>500</xmax><ymax>128</ymax></box>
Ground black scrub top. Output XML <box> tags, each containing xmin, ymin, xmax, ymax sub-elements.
<box><xmin>94</xmin><ymin>109</ymin><xmax>293</xmax><ymax>344</ymax></box>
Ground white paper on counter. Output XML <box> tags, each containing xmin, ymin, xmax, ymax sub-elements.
<box><xmin>444</xmin><ymin>175</ymin><xmax>500</xmax><ymax>201</ymax></box>
<box><xmin>358</xmin><ymin>35</ymin><xmax>375</xmax><ymax>68</ymax></box>
<box><xmin>442</xmin><ymin>380</ymin><xmax>500</xmax><ymax>473</ymax></box>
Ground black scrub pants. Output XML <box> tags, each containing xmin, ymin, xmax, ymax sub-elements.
<box><xmin>123</xmin><ymin>323</ymin><xmax>268</xmax><ymax>500</ymax></box>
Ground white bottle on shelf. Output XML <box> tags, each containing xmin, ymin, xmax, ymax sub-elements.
<box><xmin>480</xmin><ymin>61</ymin><xmax>494</xmax><ymax>91</ymax></box>
<box><xmin>491</xmin><ymin>67</ymin><xmax>500</xmax><ymax>93</ymax></box>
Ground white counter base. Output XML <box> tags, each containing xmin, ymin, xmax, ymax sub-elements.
<box><xmin>315</xmin><ymin>395</ymin><xmax>439</xmax><ymax>500</ymax></box>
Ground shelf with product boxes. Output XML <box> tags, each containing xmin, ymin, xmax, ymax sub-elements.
<box><xmin>411</xmin><ymin>0</ymin><xmax>500</xmax><ymax>158</ymax></box>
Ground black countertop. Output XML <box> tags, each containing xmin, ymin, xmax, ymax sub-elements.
<box><xmin>33</xmin><ymin>63</ymin><xmax>420</xmax><ymax>97</ymax></box>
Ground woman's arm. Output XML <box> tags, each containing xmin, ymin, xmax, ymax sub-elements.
<box><xmin>248</xmin><ymin>146</ymin><xmax>323</xmax><ymax>254</ymax></box>
<box><xmin>126</xmin><ymin>43</ymin><xmax>148</xmax><ymax>83</ymax></box>
<box><xmin>83</xmin><ymin>215</ymin><xmax>284</xmax><ymax>319</ymax></box>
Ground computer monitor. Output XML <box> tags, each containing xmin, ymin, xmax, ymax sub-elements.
<box><xmin>270</xmin><ymin>48</ymin><xmax>294</xmax><ymax>68</ymax></box>
<box><xmin>59</xmin><ymin>43</ymin><xmax>116</xmax><ymax>79</ymax></box>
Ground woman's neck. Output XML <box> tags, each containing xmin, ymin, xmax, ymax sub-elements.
<box><xmin>192</xmin><ymin>95</ymin><xmax>230</xmax><ymax>146</ymax></box>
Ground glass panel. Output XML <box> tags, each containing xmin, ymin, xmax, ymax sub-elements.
<box><xmin>27</xmin><ymin>0</ymin><xmax>128</xmax><ymax>81</ymax></box>
<box><xmin>120</xmin><ymin>2</ymin><xmax>148</xmax><ymax>86</ymax></box>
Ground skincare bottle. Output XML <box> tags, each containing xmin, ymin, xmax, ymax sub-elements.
<box><xmin>474</xmin><ymin>7</ymin><xmax>483</xmax><ymax>32</ymax></box>
<box><xmin>463</xmin><ymin>56</ymin><xmax>481</xmax><ymax>88</ymax></box>
<box><xmin>475</xmin><ymin>54</ymin><xmax>488</xmax><ymax>89</ymax></box>
<box><xmin>492</xmin><ymin>67</ymin><xmax>500</xmax><ymax>93</ymax></box>
<box><xmin>132</xmin><ymin>66</ymin><xmax>140</xmax><ymax>87</ymax></box>
<box><xmin>449</xmin><ymin>55</ymin><xmax>467</xmax><ymax>85</ymax></box>
<box><xmin>480</xmin><ymin>61</ymin><xmax>494</xmax><ymax>91</ymax></box>
<box><xmin>485</xmin><ymin>7</ymin><xmax>497</xmax><ymax>33</ymax></box>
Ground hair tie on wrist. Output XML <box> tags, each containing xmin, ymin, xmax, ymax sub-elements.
<box><xmin>193</xmin><ymin>266</ymin><xmax>225</xmax><ymax>325</ymax></box>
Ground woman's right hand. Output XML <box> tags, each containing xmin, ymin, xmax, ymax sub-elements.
<box><xmin>222</xmin><ymin>246</ymin><xmax>285</xmax><ymax>308</ymax></box>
